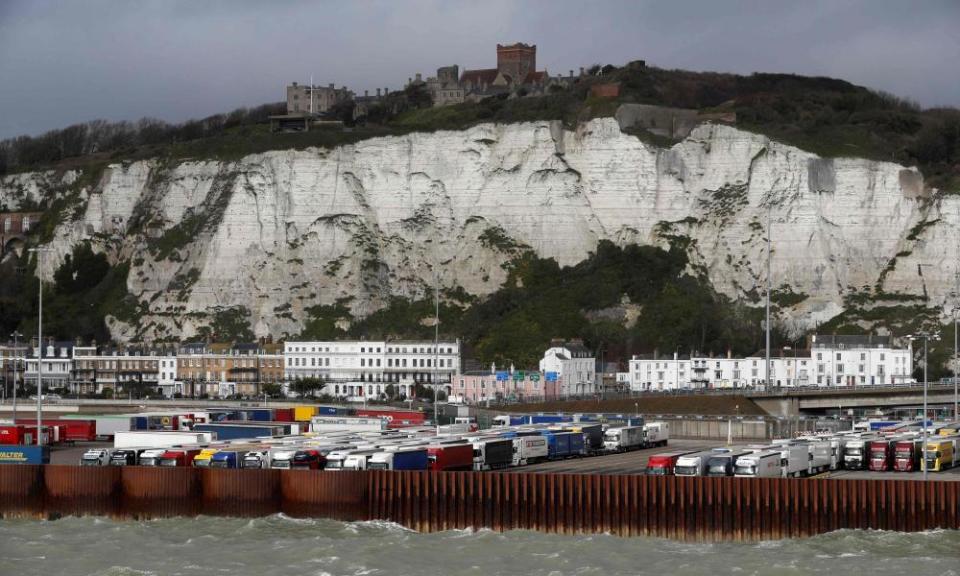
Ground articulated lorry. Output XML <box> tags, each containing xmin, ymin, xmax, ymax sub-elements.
<box><xmin>368</xmin><ymin>447</ymin><xmax>429</xmax><ymax>471</ymax></box>
<box><xmin>842</xmin><ymin>437</ymin><xmax>875</xmax><ymax>470</ymax></box>
<box><xmin>81</xmin><ymin>448</ymin><xmax>113</xmax><ymax>466</ymax></box>
<box><xmin>646</xmin><ymin>451</ymin><xmax>696</xmax><ymax>475</ymax></box>
<box><xmin>138</xmin><ymin>448</ymin><xmax>169</xmax><ymax>466</ymax></box>
<box><xmin>780</xmin><ymin>444</ymin><xmax>810</xmax><ymax>477</ymax></box>
<box><xmin>110</xmin><ymin>448</ymin><xmax>151</xmax><ymax>466</ymax></box>
<box><xmin>924</xmin><ymin>437</ymin><xmax>959</xmax><ymax>472</ymax></box>
<box><xmin>427</xmin><ymin>443</ymin><xmax>474</xmax><ymax>471</ymax></box>
<box><xmin>868</xmin><ymin>438</ymin><xmax>899</xmax><ymax>471</ymax></box>
<box><xmin>734</xmin><ymin>450</ymin><xmax>782</xmax><ymax>478</ymax></box>
<box><xmin>894</xmin><ymin>438</ymin><xmax>924</xmax><ymax>471</ymax></box>
<box><xmin>603</xmin><ymin>426</ymin><xmax>645</xmax><ymax>452</ymax></box>
<box><xmin>472</xmin><ymin>438</ymin><xmax>514</xmax><ymax>471</ymax></box>
<box><xmin>675</xmin><ymin>449</ymin><xmax>729</xmax><ymax>477</ymax></box>
<box><xmin>512</xmin><ymin>435</ymin><xmax>549</xmax><ymax>466</ymax></box>
<box><xmin>643</xmin><ymin>422</ymin><xmax>669</xmax><ymax>447</ymax></box>
<box><xmin>705</xmin><ymin>450</ymin><xmax>753</xmax><ymax>477</ymax></box>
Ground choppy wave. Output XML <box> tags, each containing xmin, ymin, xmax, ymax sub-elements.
<box><xmin>0</xmin><ymin>516</ymin><xmax>957</xmax><ymax>576</ymax></box>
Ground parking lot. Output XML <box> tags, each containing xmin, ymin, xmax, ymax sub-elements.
<box><xmin>46</xmin><ymin>439</ymin><xmax>960</xmax><ymax>480</ymax></box>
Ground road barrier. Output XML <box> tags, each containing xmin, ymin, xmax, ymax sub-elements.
<box><xmin>1</xmin><ymin>466</ymin><xmax>957</xmax><ymax>541</ymax></box>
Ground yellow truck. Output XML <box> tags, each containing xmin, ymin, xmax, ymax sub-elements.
<box><xmin>192</xmin><ymin>447</ymin><xmax>220</xmax><ymax>467</ymax></box>
<box><xmin>923</xmin><ymin>437</ymin><xmax>958</xmax><ymax>472</ymax></box>
<box><xmin>937</xmin><ymin>422</ymin><xmax>960</xmax><ymax>436</ymax></box>
<box><xmin>293</xmin><ymin>406</ymin><xmax>317</xmax><ymax>422</ymax></box>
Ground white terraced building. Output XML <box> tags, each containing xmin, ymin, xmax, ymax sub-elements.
<box><xmin>621</xmin><ymin>335</ymin><xmax>913</xmax><ymax>391</ymax></box>
<box><xmin>284</xmin><ymin>340</ymin><xmax>461</xmax><ymax>399</ymax></box>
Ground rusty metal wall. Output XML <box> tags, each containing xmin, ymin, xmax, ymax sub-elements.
<box><xmin>1</xmin><ymin>466</ymin><xmax>957</xmax><ymax>541</ymax></box>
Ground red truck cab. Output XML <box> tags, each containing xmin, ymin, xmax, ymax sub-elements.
<box><xmin>868</xmin><ymin>439</ymin><xmax>895</xmax><ymax>471</ymax></box>
<box><xmin>158</xmin><ymin>448</ymin><xmax>202</xmax><ymax>467</ymax></box>
<box><xmin>893</xmin><ymin>439</ymin><xmax>921</xmax><ymax>471</ymax></box>
<box><xmin>646</xmin><ymin>451</ymin><xmax>693</xmax><ymax>475</ymax></box>
<box><xmin>427</xmin><ymin>443</ymin><xmax>474</xmax><ymax>471</ymax></box>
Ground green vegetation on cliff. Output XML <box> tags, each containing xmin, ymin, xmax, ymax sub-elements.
<box><xmin>3</xmin><ymin>65</ymin><xmax>956</xmax><ymax>191</ymax></box>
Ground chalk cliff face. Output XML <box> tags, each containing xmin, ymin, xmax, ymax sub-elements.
<box><xmin>1</xmin><ymin>119</ymin><xmax>953</xmax><ymax>341</ymax></box>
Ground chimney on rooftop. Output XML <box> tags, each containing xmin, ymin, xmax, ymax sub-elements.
<box><xmin>328</xmin><ymin>83</ymin><xmax>334</xmax><ymax>89</ymax></box>
<box><xmin>364</xmin><ymin>90</ymin><xmax>368</xmax><ymax>97</ymax></box>
<box><xmin>580</xmin><ymin>67</ymin><xmax>585</xmax><ymax>76</ymax></box>
<box><xmin>376</xmin><ymin>88</ymin><xmax>381</xmax><ymax>97</ymax></box>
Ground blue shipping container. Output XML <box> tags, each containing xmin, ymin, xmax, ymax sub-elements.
<box><xmin>568</xmin><ymin>433</ymin><xmax>585</xmax><ymax>456</ymax></box>
<box><xmin>132</xmin><ymin>416</ymin><xmax>148</xmax><ymax>430</ymax></box>
<box><xmin>0</xmin><ymin>445</ymin><xmax>50</xmax><ymax>464</ymax></box>
<box><xmin>317</xmin><ymin>406</ymin><xmax>338</xmax><ymax>416</ymax></box>
<box><xmin>246</xmin><ymin>409</ymin><xmax>274</xmax><ymax>422</ymax></box>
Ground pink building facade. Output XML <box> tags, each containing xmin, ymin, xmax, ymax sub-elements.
<box><xmin>450</xmin><ymin>370</ymin><xmax>560</xmax><ymax>404</ymax></box>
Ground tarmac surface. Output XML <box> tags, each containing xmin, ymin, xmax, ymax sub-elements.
<box><xmin>47</xmin><ymin>438</ymin><xmax>960</xmax><ymax>480</ymax></box>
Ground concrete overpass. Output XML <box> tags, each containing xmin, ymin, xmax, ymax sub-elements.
<box><xmin>748</xmin><ymin>384</ymin><xmax>959</xmax><ymax>417</ymax></box>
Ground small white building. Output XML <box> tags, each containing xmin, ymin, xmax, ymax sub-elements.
<box><xmin>539</xmin><ymin>339</ymin><xmax>596</xmax><ymax>397</ymax></box>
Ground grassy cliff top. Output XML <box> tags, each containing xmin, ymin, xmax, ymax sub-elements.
<box><xmin>2</xmin><ymin>64</ymin><xmax>957</xmax><ymax>191</ymax></box>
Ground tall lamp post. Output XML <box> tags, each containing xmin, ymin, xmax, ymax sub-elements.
<box><xmin>10</xmin><ymin>331</ymin><xmax>22</xmax><ymax>420</ymax></box>
<box><xmin>28</xmin><ymin>247</ymin><xmax>53</xmax><ymax>446</ymax></box>
<box><xmin>908</xmin><ymin>332</ymin><xmax>939</xmax><ymax>481</ymax></box>
<box><xmin>764</xmin><ymin>203</ymin><xmax>773</xmax><ymax>392</ymax></box>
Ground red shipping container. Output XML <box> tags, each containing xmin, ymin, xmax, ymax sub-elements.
<box><xmin>273</xmin><ymin>408</ymin><xmax>294</xmax><ymax>422</ymax></box>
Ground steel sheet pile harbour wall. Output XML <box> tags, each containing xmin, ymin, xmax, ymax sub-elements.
<box><xmin>0</xmin><ymin>466</ymin><xmax>957</xmax><ymax>540</ymax></box>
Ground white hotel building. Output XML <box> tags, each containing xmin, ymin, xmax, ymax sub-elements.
<box><xmin>622</xmin><ymin>335</ymin><xmax>913</xmax><ymax>391</ymax></box>
<box><xmin>284</xmin><ymin>340</ymin><xmax>461</xmax><ymax>399</ymax></box>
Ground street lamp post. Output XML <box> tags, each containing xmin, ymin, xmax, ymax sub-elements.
<box><xmin>908</xmin><ymin>332</ymin><xmax>939</xmax><ymax>481</ymax></box>
<box><xmin>28</xmin><ymin>247</ymin><xmax>52</xmax><ymax>446</ymax></box>
<box><xmin>765</xmin><ymin>203</ymin><xmax>772</xmax><ymax>392</ymax></box>
<box><xmin>10</xmin><ymin>331</ymin><xmax>22</xmax><ymax>420</ymax></box>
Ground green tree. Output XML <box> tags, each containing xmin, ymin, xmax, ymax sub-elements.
<box><xmin>290</xmin><ymin>377</ymin><xmax>324</xmax><ymax>398</ymax></box>
<box><xmin>261</xmin><ymin>382</ymin><xmax>282</xmax><ymax>398</ymax></box>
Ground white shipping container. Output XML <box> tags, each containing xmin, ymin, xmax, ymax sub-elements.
<box><xmin>310</xmin><ymin>416</ymin><xmax>386</xmax><ymax>433</ymax></box>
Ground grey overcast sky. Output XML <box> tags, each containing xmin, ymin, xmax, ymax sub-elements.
<box><xmin>0</xmin><ymin>0</ymin><xmax>958</xmax><ymax>139</ymax></box>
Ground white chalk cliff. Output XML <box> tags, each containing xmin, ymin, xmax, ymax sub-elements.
<box><xmin>1</xmin><ymin>118</ymin><xmax>954</xmax><ymax>341</ymax></box>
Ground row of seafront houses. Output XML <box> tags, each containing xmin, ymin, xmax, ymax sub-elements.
<box><xmin>0</xmin><ymin>335</ymin><xmax>914</xmax><ymax>403</ymax></box>
<box><xmin>0</xmin><ymin>338</ymin><xmax>597</xmax><ymax>403</ymax></box>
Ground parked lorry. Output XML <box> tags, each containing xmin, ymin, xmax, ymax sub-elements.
<box><xmin>842</xmin><ymin>437</ymin><xmax>874</xmax><ymax>470</ymax></box>
<box><xmin>368</xmin><ymin>447</ymin><xmax>429</xmax><ymax>471</ymax></box>
<box><xmin>643</xmin><ymin>422</ymin><xmax>669</xmax><ymax>447</ymax></box>
<box><xmin>780</xmin><ymin>444</ymin><xmax>810</xmax><ymax>477</ymax></box>
<box><xmin>512</xmin><ymin>435</ymin><xmax>549</xmax><ymax>466</ymax></box>
<box><xmin>113</xmin><ymin>431</ymin><xmax>213</xmax><ymax>449</ymax></box>
<box><xmin>241</xmin><ymin>450</ymin><xmax>272</xmax><ymax>469</ymax></box>
<box><xmin>924</xmin><ymin>437</ymin><xmax>958</xmax><ymax>472</ymax></box>
<box><xmin>138</xmin><ymin>448</ymin><xmax>169</xmax><ymax>466</ymax></box>
<box><xmin>427</xmin><ymin>443</ymin><xmax>474</xmax><ymax>471</ymax></box>
<box><xmin>807</xmin><ymin>439</ymin><xmax>833</xmax><ymax>474</ymax></box>
<box><xmin>646</xmin><ymin>451</ymin><xmax>694</xmax><ymax>475</ymax></box>
<box><xmin>734</xmin><ymin>450</ymin><xmax>782</xmax><ymax>477</ymax></box>
<box><xmin>110</xmin><ymin>448</ymin><xmax>150</xmax><ymax>466</ymax></box>
<box><xmin>868</xmin><ymin>438</ymin><xmax>899</xmax><ymax>471</ymax></box>
<box><xmin>158</xmin><ymin>448</ymin><xmax>202</xmax><ymax>467</ymax></box>
<box><xmin>893</xmin><ymin>438</ymin><xmax>923</xmax><ymax>471</ymax></box>
<box><xmin>341</xmin><ymin>449</ymin><xmax>382</xmax><ymax>470</ymax></box>
<box><xmin>675</xmin><ymin>449</ymin><xmax>729</xmax><ymax>477</ymax></box>
<box><xmin>210</xmin><ymin>450</ymin><xmax>243</xmax><ymax>468</ymax></box>
<box><xmin>603</xmin><ymin>425</ymin><xmax>645</xmax><ymax>452</ymax></box>
<box><xmin>192</xmin><ymin>448</ymin><xmax>221</xmax><ymax>467</ymax></box>
<box><xmin>292</xmin><ymin>449</ymin><xmax>325</xmax><ymax>470</ymax></box>
<box><xmin>81</xmin><ymin>448</ymin><xmax>112</xmax><ymax>466</ymax></box>
<box><xmin>472</xmin><ymin>438</ymin><xmax>514</xmax><ymax>471</ymax></box>
<box><xmin>705</xmin><ymin>450</ymin><xmax>753</xmax><ymax>477</ymax></box>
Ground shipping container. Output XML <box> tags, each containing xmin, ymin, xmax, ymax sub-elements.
<box><xmin>368</xmin><ymin>447</ymin><xmax>429</xmax><ymax>471</ymax></box>
<box><xmin>0</xmin><ymin>425</ymin><xmax>34</xmax><ymax>446</ymax></box>
<box><xmin>273</xmin><ymin>408</ymin><xmax>294</xmax><ymax>422</ymax></box>
<box><xmin>293</xmin><ymin>406</ymin><xmax>318</xmax><ymax>422</ymax></box>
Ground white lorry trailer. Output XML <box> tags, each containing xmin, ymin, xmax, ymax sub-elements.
<box><xmin>113</xmin><ymin>431</ymin><xmax>213</xmax><ymax>449</ymax></box>
<box><xmin>512</xmin><ymin>435</ymin><xmax>549</xmax><ymax>466</ymax></box>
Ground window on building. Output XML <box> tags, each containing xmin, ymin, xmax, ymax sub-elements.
<box><xmin>858</xmin><ymin>364</ymin><xmax>865</xmax><ymax>373</ymax></box>
<box><xmin>837</xmin><ymin>364</ymin><xmax>844</xmax><ymax>374</ymax></box>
